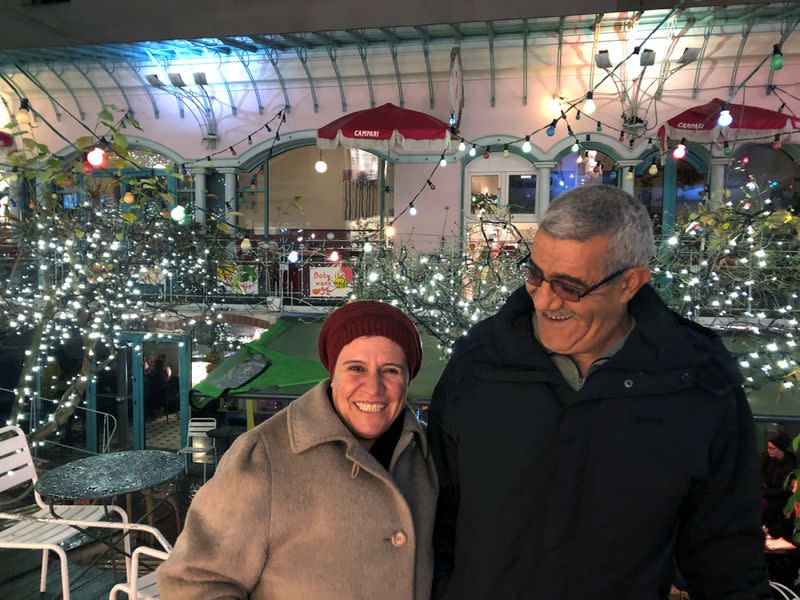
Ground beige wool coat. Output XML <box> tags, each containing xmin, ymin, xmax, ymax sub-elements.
<box><xmin>157</xmin><ymin>380</ymin><xmax>437</xmax><ymax>600</ymax></box>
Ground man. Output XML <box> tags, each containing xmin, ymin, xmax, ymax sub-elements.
<box><xmin>428</xmin><ymin>185</ymin><xmax>771</xmax><ymax>599</ymax></box>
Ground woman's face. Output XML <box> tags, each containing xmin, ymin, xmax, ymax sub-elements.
<box><xmin>767</xmin><ymin>442</ymin><xmax>784</xmax><ymax>459</ymax></box>
<box><xmin>330</xmin><ymin>336</ymin><xmax>409</xmax><ymax>442</ymax></box>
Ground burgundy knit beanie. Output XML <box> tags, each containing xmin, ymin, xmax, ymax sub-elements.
<box><xmin>318</xmin><ymin>301</ymin><xmax>422</xmax><ymax>379</ymax></box>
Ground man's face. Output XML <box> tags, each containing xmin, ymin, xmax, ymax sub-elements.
<box><xmin>527</xmin><ymin>231</ymin><xmax>635</xmax><ymax>366</ymax></box>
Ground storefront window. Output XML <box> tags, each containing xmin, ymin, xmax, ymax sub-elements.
<box><xmin>508</xmin><ymin>174</ymin><xmax>536</xmax><ymax>214</ymax></box>
<box><xmin>470</xmin><ymin>174</ymin><xmax>500</xmax><ymax>214</ymax></box>
<box><xmin>675</xmin><ymin>159</ymin><xmax>705</xmax><ymax>221</ymax></box>
<box><xmin>551</xmin><ymin>150</ymin><xmax>617</xmax><ymax>201</ymax></box>
<box><xmin>726</xmin><ymin>144</ymin><xmax>800</xmax><ymax>212</ymax></box>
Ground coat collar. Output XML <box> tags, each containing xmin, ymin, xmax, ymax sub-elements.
<box><xmin>287</xmin><ymin>380</ymin><xmax>429</xmax><ymax>459</ymax></box>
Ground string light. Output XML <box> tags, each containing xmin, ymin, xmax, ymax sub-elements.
<box><xmin>409</xmin><ymin>202</ymin><xmax>418</xmax><ymax>216</ymax></box>
<box><xmin>717</xmin><ymin>109</ymin><xmax>733</xmax><ymax>127</ymax></box>
<box><xmin>571</xmin><ymin>142</ymin><xmax>579</xmax><ymax>153</ymax></box>
<box><xmin>385</xmin><ymin>226</ymin><xmax>396</xmax><ymax>238</ymax></box>
<box><xmin>458</xmin><ymin>138</ymin><xmax>466</xmax><ymax>152</ymax></box>
<box><xmin>314</xmin><ymin>151</ymin><xmax>328</xmax><ymax>174</ymax></box>
<box><xmin>522</xmin><ymin>136</ymin><xmax>532</xmax><ymax>153</ymax></box>
<box><xmin>723</xmin><ymin>141</ymin><xmax>732</xmax><ymax>156</ymax></box>
<box><xmin>772</xmin><ymin>134</ymin><xmax>782</xmax><ymax>150</ymax></box>
<box><xmin>15</xmin><ymin>99</ymin><xmax>31</xmax><ymax>125</ymax></box>
<box><xmin>583</xmin><ymin>91</ymin><xmax>596</xmax><ymax>115</ymax></box>
<box><xmin>771</xmin><ymin>44</ymin><xmax>784</xmax><ymax>71</ymax></box>
<box><xmin>427</xmin><ymin>179</ymin><xmax>436</xmax><ymax>191</ymax></box>
<box><xmin>503</xmin><ymin>144</ymin><xmax>509</xmax><ymax>158</ymax></box>
<box><xmin>439</xmin><ymin>156</ymin><xmax>447</xmax><ymax>167</ymax></box>
<box><xmin>625</xmin><ymin>167</ymin><xmax>634</xmax><ymax>180</ymax></box>
<box><xmin>229</xmin><ymin>146</ymin><xmax>237</xmax><ymax>157</ymax></box>
<box><xmin>240</xmin><ymin>238</ymin><xmax>252</xmax><ymax>251</ymax></box>
<box><xmin>469</xmin><ymin>144</ymin><xmax>477</xmax><ymax>157</ymax></box>
<box><xmin>483</xmin><ymin>146</ymin><xmax>491</xmax><ymax>159</ymax></box>
<box><xmin>648</xmin><ymin>162</ymin><xmax>658</xmax><ymax>176</ymax></box>
<box><xmin>169</xmin><ymin>204</ymin><xmax>186</xmax><ymax>221</ymax></box>
<box><xmin>546</xmin><ymin>120</ymin><xmax>557</xmax><ymax>137</ymax></box>
<box><xmin>328</xmin><ymin>250</ymin><xmax>340</xmax><ymax>262</ymax></box>
<box><xmin>86</xmin><ymin>146</ymin><xmax>106</xmax><ymax>168</ymax></box>
<box><xmin>672</xmin><ymin>139</ymin><xmax>687</xmax><ymax>160</ymax></box>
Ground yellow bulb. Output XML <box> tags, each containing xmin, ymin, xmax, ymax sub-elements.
<box><xmin>648</xmin><ymin>164</ymin><xmax>658</xmax><ymax>176</ymax></box>
<box><xmin>122</xmin><ymin>191</ymin><xmax>134</xmax><ymax>204</ymax></box>
<box><xmin>385</xmin><ymin>226</ymin><xmax>396</xmax><ymax>238</ymax></box>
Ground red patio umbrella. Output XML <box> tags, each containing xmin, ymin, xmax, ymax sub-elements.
<box><xmin>0</xmin><ymin>132</ymin><xmax>12</xmax><ymax>148</ymax></box>
<box><xmin>658</xmin><ymin>97</ymin><xmax>800</xmax><ymax>148</ymax></box>
<box><xmin>317</xmin><ymin>102</ymin><xmax>451</xmax><ymax>154</ymax></box>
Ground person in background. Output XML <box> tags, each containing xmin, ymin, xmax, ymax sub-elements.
<box><xmin>157</xmin><ymin>300</ymin><xmax>437</xmax><ymax>600</ymax></box>
<box><xmin>429</xmin><ymin>184</ymin><xmax>771</xmax><ymax>599</ymax></box>
<box><xmin>761</xmin><ymin>432</ymin><xmax>797</xmax><ymax>538</ymax></box>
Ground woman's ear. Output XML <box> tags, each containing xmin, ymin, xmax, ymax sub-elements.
<box><xmin>619</xmin><ymin>266</ymin><xmax>651</xmax><ymax>303</ymax></box>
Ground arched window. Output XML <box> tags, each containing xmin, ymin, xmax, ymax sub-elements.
<box><xmin>726</xmin><ymin>144</ymin><xmax>800</xmax><ymax>212</ymax></box>
<box><xmin>552</xmin><ymin>150</ymin><xmax>618</xmax><ymax>201</ymax></box>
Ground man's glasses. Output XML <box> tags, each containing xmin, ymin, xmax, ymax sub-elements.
<box><xmin>518</xmin><ymin>256</ymin><xmax>628</xmax><ymax>302</ymax></box>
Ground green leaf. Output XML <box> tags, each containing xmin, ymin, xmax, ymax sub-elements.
<box><xmin>111</xmin><ymin>132</ymin><xmax>128</xmax><ymax>152</ymax></box>
<box><xmin>75</xmin><ymin>136</ymin><xmax>95</xmax><ymax>151</ymax></box>
<box><xmin>115</xmin><ymin>232</ymin><xmax>125</xmax><ymax>241</ymax></box>
<box><xmin>120</xmin><ymin>213</ymin><xmax>137</xmax><ymax>224</ymax></box>
<box><xmin>98</xmin><ymin>109</ymin><xmax>113</xmax><ymax>122</ymax></box>
<box><xmin>22</xmin><ymin>138</ymin><xmax>37</xmax><ymax>151</ymax></box>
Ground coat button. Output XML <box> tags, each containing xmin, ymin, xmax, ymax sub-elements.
<box><xmin>624</xmin><ymin>379</ymin><xmax>634</xmax><ymax>388</ymax></box>
<box><xmin>391</xmin><ymin>530</ymin><xmax>408</xmax><ymax>547</ymax></box>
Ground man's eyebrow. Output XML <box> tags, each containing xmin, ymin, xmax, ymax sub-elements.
<box><xmin>529</xmin><ymin>258</ymin><xmax>590</xmax><ymax>287</ymax></box>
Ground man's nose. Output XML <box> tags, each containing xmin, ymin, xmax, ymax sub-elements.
<box><xmin>533</xmin><ymin>280</ymin><xmax>564</xmax><ymax>310</ymax></box>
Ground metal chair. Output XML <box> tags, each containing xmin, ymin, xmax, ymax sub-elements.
<box><xmin>0</xmin><ymin>425</ymin><xmax>167</xmax><ymax>600</ymax></box>
<box><xmin>771</xmin><ymin>580</ymin><xmax>800</xmax><ymax>599</ymax></box>
<box><xmin>177</xmin><ymin>417</ymin><xmax>217</xmax><ymax>482</ymax></box>
<box><xmin>109</xmin><ymin>545</ymin><xmax>170</xmax><ymax>600</ymax></box>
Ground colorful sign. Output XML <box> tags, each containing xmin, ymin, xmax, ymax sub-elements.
<box><xmin>217</xmin><ymin>263</ymin><xmax>259</xmax><ymax>295</ymax></box>
<box><xmin>310</xmin><ymin>265</ymin><xmax>353</xmax><ymax>297</ymax></box>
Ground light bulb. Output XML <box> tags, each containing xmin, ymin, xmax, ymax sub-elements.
<box><xmin>170</xmin><ymin>205</ymin><xmax>186</xmax><ymax>221</ymax></box>
<box><xmin>439</xmin><ymin>157</ymin><xmax>447</xmax><ymax>168</ymax></box>
<box><xmin>546</xmin><ymin>121</ymin><xmax>557</xmax><ymax>137</ymax></box>
<box><xmin>469</xmin><ymin>144</ymin><xmax>477</xmax><ymax>157</ymax></box>
<box><xmin>672</xmin><ymin>142</ymin><xmax>687</xmax><ymax>160</ymax></box>
<box><xmin>717</xmin><ymin>110</ymin><xmax>732</xmax><ymax>127</ymax></box>
<box><xmin>722</xmin><ymin>142</ymin><xmax>732</xmax><ymax>157</ymax></box>
<box><xmin>548</xmin><ymin>97</ymin><xmax>563</xmax><ymax>119</ymax></box>
<box><xmin>648</xmin><ymin>163</ymin><xmax>658</xmax><ymax>176</ymax></box>
<box><xmin>363</xmin><ymin>242</ymin><xmax>373</xmax><ymax>253</ymax></box>
<box><xmin>385</xmin><ymin>226</ymin><xmax>396</xmax><ymax>238</ymax></box>
<box><xmin>87</xmin><ymin>147</ymin><xmax>106</xmax><ymax>168</ymax></box>
<box><xmin>458</xmin><ymin>139</ymin><xmax>466</xmax><ymax>152</ymax></box>
<box><xmin>409</xmin><ymin>204</ymin><xmax>418</xmax><ymax>216</ymax></box>
<box><xmin>240</xmin><ymin>238</ymin><xmax>251</xmax><ymax>251</ymax></box>
<box><xmin>503</xmin><ymin>144</ymin><xmax>509</xmax><ymax>158</ymax></box>
<box><xmin>314</xmin><ymin>159</ymin><xmax>328</xmax><ymax>173</ymax></box>
<box><xmin>122</xmin><ymin>191</ymin><xmax>134</xmax><ymax>204</ymax></box>
<box><xmin>571</xmin><ymin>142</ymin><xmax>579</xmax><ymax>153</ymax></box>
<box><xmin>287</xmin><ymin>250</ymin><xmax>299</xmax><ymax>263</ymax></box>
<box><xmin>522</xmin><ymin>136</ymin><xmax>531</xmax><ymax>153</ymax></box>
<box><xmin>15</xmin><ymin>99</ymin><xmax>31</xmax><ymax>125</ymax></box>
<box><xmin>771</xmin><ymin>45</ymin><xmax>784</xmax><ymax>71</ymax></box>
<box><xmin>583</xmin><ymin>97</ymin><xmax>596</xmax><ymax>115</ymax></box>
<box><xmin>625</xmin><ymin>168</ymin><xmax>634</xmax><ymax>180</ymax></box>
<box><xmin>328</xmin><ymin>250</ymin><xmax>340</xmax><ymax>262</ymax></box>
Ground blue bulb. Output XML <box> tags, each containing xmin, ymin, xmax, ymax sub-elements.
<box><xmin>575</xmin><ymin>111</ymin><xmax>581</xmax><ymax>120</ymax></box>
<box><xmin>546</xmin><ymin>126</ymin><xmax>556</xmax><ymax>137</ymax></box>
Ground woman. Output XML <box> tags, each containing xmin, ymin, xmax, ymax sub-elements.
<box><xmin>761</xmin><ymin>432</ymin><xmax>797</xmax><ymax>537</ymax></box>
<box><xmin>157</xmin><ymin>301</ymin><xmax>437</xmax><ymax>600</ymax></box>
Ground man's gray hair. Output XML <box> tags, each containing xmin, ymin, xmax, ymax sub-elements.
<box><xmin>539</xmin><ymin>184</ymin><xmax>654</xmax><ymax>273</ymax></box>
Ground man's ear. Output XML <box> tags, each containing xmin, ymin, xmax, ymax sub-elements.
<box><xmin>618</xmin><ymin>266</ymin><xmax>651</xmax><ymax>303</ymax></box>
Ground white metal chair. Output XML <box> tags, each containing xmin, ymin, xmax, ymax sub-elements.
<box><xmin>109</xmin><ymin>545</ymin><xmax>169</xmax><ymax>600</ymax></box>
<box><xmin>0</xmin><ymin>425</ymin><xmax>168</xmax><ymax>600</ymax></box>
<box><xmin>177</xmin><ymin>417</ymin><xmax>217</xmax><ymax>482</ymax></box>
<box><xmin>771</xmin><ymin>580</ymin><xmax>800</xmax><ymax>599</ymax></box>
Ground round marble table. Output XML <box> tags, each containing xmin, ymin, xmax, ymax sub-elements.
<box><xmin>36</xmin><ymin>450</ymin><xmax>184</xmax><ymax>501</ymax></box>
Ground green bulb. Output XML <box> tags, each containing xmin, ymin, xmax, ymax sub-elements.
<box><xmin>771</xmin><ymin>51</ymin><xmax>784</xmax><ymax>71</ymax></box>
<box><xmin>723</xmin><ymin>145</ymin><xmax>732</xmax><ymax>157</ymax></box>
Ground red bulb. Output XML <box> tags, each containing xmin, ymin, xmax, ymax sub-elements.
<box><xmin>742</xmin><ymin>156</ymin><xmax>750</xmax><ymax>165</ymax></box>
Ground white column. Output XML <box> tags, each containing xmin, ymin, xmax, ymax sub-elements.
<box><xmin>534</xmin><ymin>161</ymin><xmax>557</xmax><ymax>215</ymax></box>
<box><xmin>708</xmin><ymin>156</ymin><xmax>729</xmax><ymax>207</ymax></box>
<box><xmin>615</xmin><ymin>160</ymin><xmax>642</xmax><ymax>196</ymax></box>
<box><xmin>218</xmin><ymin>168</ymin><xmax>238</xmax><ymax>229</ymax></box>
<box><xmin>190</xmin><ymin>167</ymin><xmax>207</xmax><ymax>225</ymax></box>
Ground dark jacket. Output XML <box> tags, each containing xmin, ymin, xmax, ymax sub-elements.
<box><xmin>428</xmin><ymin>284</ymin><xmax>770</xmax><ymax>600</ymax></box>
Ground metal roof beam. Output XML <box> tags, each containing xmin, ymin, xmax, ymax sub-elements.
<box><xmin>248</xmin><ymin>35</ymin><xmax>290</xmax><ymax>52</ymax></box>
<box><xmin>345</xmin><ymin>29</ymin><xmax>370</xmax><ymax>45</ymax></box>
<box><xmin>126</xmin><ymin>62</ymin><xmax>159</xmax><ymax>119</ymax></box>
<box><xmin>213</xmin><ymin>64</ymin><xmax>236</xmax><ymax>115</ymax></box>
<box><xmin>265</xmin><ymin>49</ymin><xmax>290</xmax><ymax>113</ymax></box>
<box><xmin>326</xmin><ymin>45</ymin><xmax>347</xmax><ymax>112</ymax></box>
<box><xmin>218</xmin><ymin>37</ymin><xmax>259</xmax><ymax>53</ymax></box>
<box><xmin>189</xmin><ymin>40</ymin><xmax>233</xmax><ymax>55</ymax></box>
<box><xmin>417</xmin><ymin>26</ymin><xmax>434</xmax><ymax>110</ymax></box>
<box><xmin>98</xmin><ymin>62</ymin><xmax>134</xmax><ymax>116</ymax></box>
<box><xmin>691</xmin><ymin>22</ymin><xmax>714</xmax><ymax>99</ymax></box>
<box><xmin>487</xmin><ymin>21</ymin><xmax>495</xmax><ymax>108</ymax></box>
<box><xmin>522</xmin><ymin>18</ymin><xmax>528</xmax><ymax>106</ymax></box>
<box><xmin>450</xmin><ymin>23</ymin><xmax>462</xmax><ymax>42</ymax></box>
<box><xmin>235</xmin><ymin>49</ymin><xmax>263</xmax><ymax>115</ymax></box>
<box><xmin>380</xmin><ymin>27</ymin><xmax>401</xmax><ymax>44</ymax></box>
<box><xmin>48</xmin><ymin>64</ymin><xmax>85</xmax><ymax>121</ymax></box>
<box><xmin>281</xmin><ymin>33</ymin><xmax>312</xmax><ymax>49</ymax></box>
<box><xmin>388</xmin><ymin>41</ymin><xmax>404</xmax><ymax>107</ymax></box>
<box><xmin>73</xmin><ymin>63</ymin><xmax>105</xmax><ymax>114</ymax></box>
<box><xmin>313</xmin><ymin>31</ymin><xmax>340</xmax><ymax>47</ymax></box>
<box><xmin>357</xmin><ymin>44</ymin><xmax>375</xmax><ymax>108</ymax></box>
<box><xmin>295</xmin><ymin>47</ymin><xmax>318</xmax><ymax>113</ymax></box>
<box><xmin>728</xmin><ymin>19</ymin><xmax>754</xmax><ymax>98</ymax></box>
<box><xmin>555</xmin><ymin>16</ymin><xmax>565</xmax><ymax>97</ymax></box>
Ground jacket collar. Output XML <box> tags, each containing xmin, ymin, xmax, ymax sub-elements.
<box><xmin>287</xmin><ymin>380</ymin><xmax>429</xmax><ymax>458</ymax></box>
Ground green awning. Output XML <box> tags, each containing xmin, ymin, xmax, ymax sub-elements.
<box><xmin>193</xmin><ymin>317</ymin><xmax>449</xmax><ymax>404</ymax></box>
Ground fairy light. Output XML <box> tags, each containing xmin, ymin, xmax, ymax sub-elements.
<box><xmin>522</xmin><ymin>136</ymin><xmax>532</xmax><ymax>153</ymax></box>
